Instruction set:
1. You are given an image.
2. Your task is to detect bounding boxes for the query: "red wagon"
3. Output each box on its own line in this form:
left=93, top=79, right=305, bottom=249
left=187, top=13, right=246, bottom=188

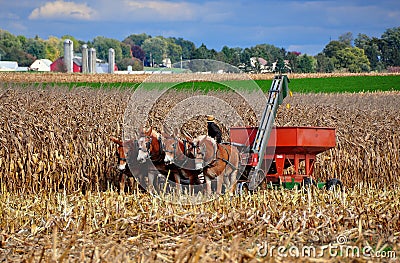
left=230, top=126, right=337, bottom=190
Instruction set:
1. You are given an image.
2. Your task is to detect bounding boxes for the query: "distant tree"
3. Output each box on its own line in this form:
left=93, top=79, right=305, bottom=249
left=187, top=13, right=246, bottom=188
left=171, top=37, right=195, bottom=59
left=123, top=33, right=151, bottom=47
left=315, top=53, right=334, bottom=73
left=275, top=57, right=286, bottom=73
left=335, top=47, right=370, bottom=72
left=338, top=32, right=353, bottom=46
left=323, top=40, right=348, bottom=58
left=45, top=36, right=63, bottom=61
left=380, top=27, right=400, bottom=67
left=6, top=47, right=35, bottom=66
left=220, top=46, right=241, bottom=66
left=61, top=35, right=81, bottom=53
left=131, top=45, right=145, bottom=61
left=142, top=37, right=167, bottom=65
left=24, top=38, right=46, bottom=59
left=191, top=43, right=212, bottom=59
left=91, top=36, right=124, bottom=63
left=355, top=34, right=381, bottom=71
left=286, top=51, right=300, bottom=73
left=297, top=54, right=315, bottom=73
left=166, top=41, right=182, bottom=63
left=117, top=57, right=143, bottom=71
left=0, top=29, right=22, bottom=50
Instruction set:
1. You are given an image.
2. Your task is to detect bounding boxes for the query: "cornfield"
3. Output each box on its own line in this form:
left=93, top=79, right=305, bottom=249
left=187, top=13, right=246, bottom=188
left=0, top=73, right=399, bottom=262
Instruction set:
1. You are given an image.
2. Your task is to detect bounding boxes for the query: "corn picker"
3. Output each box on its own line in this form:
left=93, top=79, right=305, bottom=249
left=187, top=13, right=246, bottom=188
left=230, top=75, right=342, bottom=193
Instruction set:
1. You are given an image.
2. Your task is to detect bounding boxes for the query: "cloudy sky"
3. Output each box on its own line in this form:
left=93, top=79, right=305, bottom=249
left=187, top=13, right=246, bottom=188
left=1, top=0, right=399, bottom=55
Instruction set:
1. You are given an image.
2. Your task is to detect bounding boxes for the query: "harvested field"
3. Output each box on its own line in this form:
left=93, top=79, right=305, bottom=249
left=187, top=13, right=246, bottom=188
left=0, top=82, right=399, bottom=262
left=1, top=72, right=399, bottom=84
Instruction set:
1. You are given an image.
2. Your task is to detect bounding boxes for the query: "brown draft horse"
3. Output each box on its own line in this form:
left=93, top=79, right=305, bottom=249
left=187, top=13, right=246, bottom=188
left=136, top=127, right=171, bottom=193
left=162, top=129, right=203, bottom=194
left=110, top=136, right=147, bottom=192
left=191, top=135, right=240, bottom=195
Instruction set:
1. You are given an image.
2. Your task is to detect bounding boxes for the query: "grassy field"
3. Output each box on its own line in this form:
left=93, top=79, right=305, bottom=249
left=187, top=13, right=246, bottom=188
left=1, top=72, right=400, bottom=93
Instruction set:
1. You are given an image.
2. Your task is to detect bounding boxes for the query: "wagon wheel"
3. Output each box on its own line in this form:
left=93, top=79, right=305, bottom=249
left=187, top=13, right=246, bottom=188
left=249, top=169, right=265, bottom=191
left=302, top=177, right=317, bottom=188
left=325, top=178, right=343, bottom=191
left=235, top=182, right=249, bottom=195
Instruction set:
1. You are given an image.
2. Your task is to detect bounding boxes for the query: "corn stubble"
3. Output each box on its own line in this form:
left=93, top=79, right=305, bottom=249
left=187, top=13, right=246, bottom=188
left=0, top=81, right=399, bottom=262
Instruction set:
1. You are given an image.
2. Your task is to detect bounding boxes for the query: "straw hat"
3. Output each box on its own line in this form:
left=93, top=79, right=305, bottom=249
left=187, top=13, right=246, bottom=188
left=206, top=115, right=215, bottom=122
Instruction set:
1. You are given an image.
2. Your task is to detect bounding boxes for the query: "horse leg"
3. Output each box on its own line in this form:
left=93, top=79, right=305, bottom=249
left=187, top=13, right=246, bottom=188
left=216, top=173, right=224, bottom=195
left=148, top=171, right=155, bottom=194
left=229, top=169, right=238, bottom=197
left=205, top=176, right=212, bottom=195
left=119, top=173, right=126, bottom=193
left=174, top=173, right=181, bottom=195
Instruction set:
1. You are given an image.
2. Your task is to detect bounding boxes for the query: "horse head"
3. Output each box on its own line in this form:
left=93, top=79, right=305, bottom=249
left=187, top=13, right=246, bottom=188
left=110, top=136, right=138, bottom=172
left=162, top=128, right=193, bottom=166
left=191, top=135, right=217, bottom=170
left=137, top=127, right=163, bottom=163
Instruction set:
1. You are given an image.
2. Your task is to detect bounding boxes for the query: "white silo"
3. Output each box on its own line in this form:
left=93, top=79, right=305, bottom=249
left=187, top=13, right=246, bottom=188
left=81, top=44, right=89, bottom=73
left=63, top=39, right=73, bottom=73
left=108, top=48, right=115, bottom=73
left=88, top=48, right=97, bottom=73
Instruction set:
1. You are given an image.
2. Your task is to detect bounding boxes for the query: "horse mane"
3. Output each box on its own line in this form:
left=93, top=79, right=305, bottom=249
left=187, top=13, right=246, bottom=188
left=195, top=135, right=217, bottom=156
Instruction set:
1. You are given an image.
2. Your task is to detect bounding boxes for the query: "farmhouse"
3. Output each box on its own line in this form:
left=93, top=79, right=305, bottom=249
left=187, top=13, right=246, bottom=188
left=30, top=59, right=52, bottom=72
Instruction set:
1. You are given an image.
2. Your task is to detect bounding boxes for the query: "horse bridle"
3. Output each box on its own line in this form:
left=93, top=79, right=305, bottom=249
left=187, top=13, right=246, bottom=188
left=163, top=137, right=194, bottom=166
left=138, top=135, right=164, bottom=163
left=115, top=140, right=139, bottom=173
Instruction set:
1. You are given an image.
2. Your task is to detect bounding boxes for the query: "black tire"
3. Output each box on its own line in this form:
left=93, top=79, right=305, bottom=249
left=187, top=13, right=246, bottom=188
left=302, top=177, right=317, bottom=188
left=325, top=178, right=343, bottom=191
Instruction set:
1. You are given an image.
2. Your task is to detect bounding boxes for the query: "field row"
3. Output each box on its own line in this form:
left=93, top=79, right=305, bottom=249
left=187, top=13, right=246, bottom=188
left=1, top=72, right=399, bottom=84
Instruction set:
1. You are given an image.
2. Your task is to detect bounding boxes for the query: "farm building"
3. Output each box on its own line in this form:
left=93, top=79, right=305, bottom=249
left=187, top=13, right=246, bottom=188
left=50, top=56, right=82, bottom=72
left=30, top=59, right=52, bottom=71
left=0, top=61, right=18, bottom=71
left=95, top=62, right=118, bottom=73
left=50, top=56, right=117, bottom=73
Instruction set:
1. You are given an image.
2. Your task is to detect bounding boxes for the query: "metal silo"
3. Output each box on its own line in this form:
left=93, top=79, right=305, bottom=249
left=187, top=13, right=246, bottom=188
left=63, top=39, right=73, bottom=73
left=108, top=48, right=115, bottom=73
left=81, top=44, right=88, bottom=73
left=88, top=48, right=97, bottom=73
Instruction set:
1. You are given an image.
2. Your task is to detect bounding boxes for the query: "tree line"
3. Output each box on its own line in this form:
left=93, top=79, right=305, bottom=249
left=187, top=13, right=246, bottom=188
left=0, top=27, right=399, bottom=73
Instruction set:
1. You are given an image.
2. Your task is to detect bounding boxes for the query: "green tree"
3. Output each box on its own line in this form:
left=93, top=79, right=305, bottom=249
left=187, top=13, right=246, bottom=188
left=91, top=36, right=124, bottom=63
left=61, top=35, right=81, bottom=53
left=338, top=32, right=353, bottom=46
left=355, top=34, right=381, bottom=71
left=24, top=38, right=46, bottom=59
left=45, top=36, right=63, bottom=61
left=191, top=43, right=212, bottom=59
left=335, top=47, right=370, bottom=72
left=315, top=53, right=334, bottom=73
left=171, top=37, right=195, bottom=59
left=297, top=54, right=315, bottom=73
left=323, top=40, right=348, bottom=58
left=142, top=37, right=167, bottom=66
left=123, top=33, right=151, bottom=47
left=380, top=27, right=400, bottom=67
left=117, top=57, right=143, bottom=71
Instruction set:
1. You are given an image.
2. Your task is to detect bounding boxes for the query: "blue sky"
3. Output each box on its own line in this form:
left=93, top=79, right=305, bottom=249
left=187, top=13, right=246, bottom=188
left=1, top=0, right=399, bottom=55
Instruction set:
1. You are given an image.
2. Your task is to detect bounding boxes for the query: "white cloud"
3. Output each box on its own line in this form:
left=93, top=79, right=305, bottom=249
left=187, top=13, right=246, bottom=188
left=124, top=0, right=197, bottom=20
left=29, top=0, right=97, bottom=20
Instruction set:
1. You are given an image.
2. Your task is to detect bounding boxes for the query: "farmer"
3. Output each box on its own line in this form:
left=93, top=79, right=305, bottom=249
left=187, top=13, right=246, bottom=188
left=206, top=115, right=222, bottom=143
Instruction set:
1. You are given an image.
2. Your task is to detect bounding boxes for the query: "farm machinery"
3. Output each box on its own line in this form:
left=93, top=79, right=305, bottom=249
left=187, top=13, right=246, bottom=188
left=229, top=75, right=342, bottom=193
